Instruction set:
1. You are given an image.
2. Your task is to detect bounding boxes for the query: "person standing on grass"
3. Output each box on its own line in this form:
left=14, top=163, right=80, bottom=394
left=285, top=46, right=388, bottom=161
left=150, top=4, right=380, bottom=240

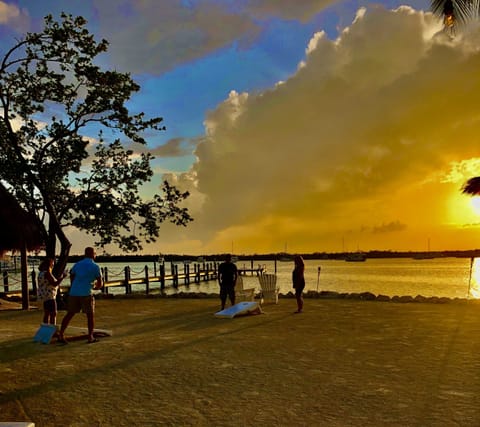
left=58, top=247, right=102, bottom=344
left=37, top=257, right=67, bottom=325
left=292, top=255, right=305, bottom=313
left=218, top=254, right=238, bottom=310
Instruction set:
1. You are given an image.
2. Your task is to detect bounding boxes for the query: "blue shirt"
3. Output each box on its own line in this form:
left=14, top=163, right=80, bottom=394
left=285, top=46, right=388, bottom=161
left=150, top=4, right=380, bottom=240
left=69, top=258, right=102, bottom=296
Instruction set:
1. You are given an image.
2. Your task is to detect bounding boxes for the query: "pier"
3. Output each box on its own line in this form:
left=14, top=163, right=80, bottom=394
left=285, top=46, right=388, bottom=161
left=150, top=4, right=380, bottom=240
left=100, top=260, right=266, bottom=295
left=0, top=260, right=267, bottom=298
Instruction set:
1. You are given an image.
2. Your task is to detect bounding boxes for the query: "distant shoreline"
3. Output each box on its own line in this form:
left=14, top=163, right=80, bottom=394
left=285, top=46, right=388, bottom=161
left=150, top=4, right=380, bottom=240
left=63, top=249, right=480, bottom=263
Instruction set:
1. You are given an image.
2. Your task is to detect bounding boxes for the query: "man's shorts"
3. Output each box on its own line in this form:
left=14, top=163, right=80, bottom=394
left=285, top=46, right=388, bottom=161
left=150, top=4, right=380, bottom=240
left=67, top=295, right=95, bottom=314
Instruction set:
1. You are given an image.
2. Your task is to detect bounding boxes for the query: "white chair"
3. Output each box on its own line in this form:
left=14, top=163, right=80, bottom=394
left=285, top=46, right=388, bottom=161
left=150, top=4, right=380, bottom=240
left=235, top=275, right=256, bottom=302
left=258, top=273, right=279, bottom=304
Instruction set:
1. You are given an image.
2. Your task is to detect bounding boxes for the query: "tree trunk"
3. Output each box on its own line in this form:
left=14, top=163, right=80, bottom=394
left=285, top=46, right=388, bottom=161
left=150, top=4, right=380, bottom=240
left=21, top=242, right=29, bottom=310
left=45, top=204, right=72, bottom=276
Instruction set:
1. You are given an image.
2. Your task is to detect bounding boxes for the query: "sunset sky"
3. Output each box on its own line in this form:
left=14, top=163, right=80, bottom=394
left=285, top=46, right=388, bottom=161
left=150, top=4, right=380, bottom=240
left=2, top=0, right=480, bottom=255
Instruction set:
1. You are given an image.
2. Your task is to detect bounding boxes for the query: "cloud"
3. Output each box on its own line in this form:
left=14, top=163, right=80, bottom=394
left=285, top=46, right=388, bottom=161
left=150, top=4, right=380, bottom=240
left=0, top=1, right=19, bottom=23
left=245, top=0, right=338, bottom=22
left=163, top=5, right=480, bottom=253
left=0, top=1, right=29, bottom=30
left=92, top=0, right=260, bottom=74
left=372, top=221, right=407, bottom=234
left=90, top=0, right=345, bottom=75
left=149, top=137, right=198, bottom=157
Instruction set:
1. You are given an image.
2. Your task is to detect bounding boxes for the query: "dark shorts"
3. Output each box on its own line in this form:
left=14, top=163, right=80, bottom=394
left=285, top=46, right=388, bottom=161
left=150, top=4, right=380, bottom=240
left=295, top=286, right=305, bottom=297
left=43, top=299, right=57, bottom=313
left=67, top=295, right=95, bottom=314
left=220, top=284, right=235, bottom=300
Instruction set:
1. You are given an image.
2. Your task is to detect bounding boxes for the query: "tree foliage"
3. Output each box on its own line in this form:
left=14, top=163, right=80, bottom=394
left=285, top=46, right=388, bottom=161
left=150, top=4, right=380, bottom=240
left=0, top=13, right=192, bottom=271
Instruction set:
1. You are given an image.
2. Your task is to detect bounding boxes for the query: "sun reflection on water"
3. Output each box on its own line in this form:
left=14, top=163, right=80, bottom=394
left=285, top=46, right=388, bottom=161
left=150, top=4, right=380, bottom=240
left=468, top=258, right=480, bottom=299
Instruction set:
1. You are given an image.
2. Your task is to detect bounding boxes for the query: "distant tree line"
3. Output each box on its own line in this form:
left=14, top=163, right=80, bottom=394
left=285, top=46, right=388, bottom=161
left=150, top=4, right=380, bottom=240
left=59, top=249, right=480, bottom=264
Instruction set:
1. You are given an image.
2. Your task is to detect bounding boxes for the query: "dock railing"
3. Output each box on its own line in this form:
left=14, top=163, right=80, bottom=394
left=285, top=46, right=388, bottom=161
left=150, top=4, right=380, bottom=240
left=1, top=260, right=267, bottom=297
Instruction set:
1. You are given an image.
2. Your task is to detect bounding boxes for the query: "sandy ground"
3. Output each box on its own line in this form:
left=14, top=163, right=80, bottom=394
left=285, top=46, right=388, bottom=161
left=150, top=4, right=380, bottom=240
left=2, top=296, right=480, bottom=426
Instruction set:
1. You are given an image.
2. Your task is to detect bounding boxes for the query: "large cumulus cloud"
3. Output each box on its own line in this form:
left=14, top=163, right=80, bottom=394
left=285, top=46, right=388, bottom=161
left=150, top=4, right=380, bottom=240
left=163, top=5, right=480, bottom=253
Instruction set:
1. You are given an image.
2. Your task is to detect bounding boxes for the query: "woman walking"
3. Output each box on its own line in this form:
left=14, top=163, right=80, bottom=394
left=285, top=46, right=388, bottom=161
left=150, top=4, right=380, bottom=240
left=292, top=255, right=305, bottom=313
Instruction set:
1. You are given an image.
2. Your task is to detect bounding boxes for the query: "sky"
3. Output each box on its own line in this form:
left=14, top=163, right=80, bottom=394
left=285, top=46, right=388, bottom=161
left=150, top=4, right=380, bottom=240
left=2, top=0, right=480, bottom=256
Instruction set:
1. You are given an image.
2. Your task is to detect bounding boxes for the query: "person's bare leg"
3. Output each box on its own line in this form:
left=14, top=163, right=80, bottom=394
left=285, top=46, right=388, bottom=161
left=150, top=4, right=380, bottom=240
left=87, top=312, right=95, bottom=342
left=59, top=312, right=75, bottom=342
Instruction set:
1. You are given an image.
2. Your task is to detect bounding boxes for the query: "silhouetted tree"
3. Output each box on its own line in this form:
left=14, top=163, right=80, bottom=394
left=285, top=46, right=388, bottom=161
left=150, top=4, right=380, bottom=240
left=0, top=14, right=192, bottom=273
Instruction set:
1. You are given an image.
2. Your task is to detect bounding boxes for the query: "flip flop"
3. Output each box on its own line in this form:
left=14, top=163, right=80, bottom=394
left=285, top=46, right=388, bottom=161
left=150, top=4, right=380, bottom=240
left=57, top=337, right=68, bottom=344
left=87, top=338, right=99, bottom=344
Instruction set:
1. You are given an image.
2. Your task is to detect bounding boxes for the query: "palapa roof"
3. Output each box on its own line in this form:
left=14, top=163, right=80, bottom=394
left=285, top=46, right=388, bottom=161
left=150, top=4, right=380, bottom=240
left=0, top=183, right=44, bottom=253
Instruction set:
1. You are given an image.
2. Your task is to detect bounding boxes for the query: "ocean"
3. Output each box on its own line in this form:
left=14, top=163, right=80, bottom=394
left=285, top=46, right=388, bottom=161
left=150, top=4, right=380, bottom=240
left=90, top=256, right=479, bottom=299
left=3, top=257, right=477, bottom=299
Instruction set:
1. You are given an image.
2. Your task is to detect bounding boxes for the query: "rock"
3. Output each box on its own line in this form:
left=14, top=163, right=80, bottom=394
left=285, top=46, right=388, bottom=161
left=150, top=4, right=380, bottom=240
left=359, top=292, right=376, bottom=301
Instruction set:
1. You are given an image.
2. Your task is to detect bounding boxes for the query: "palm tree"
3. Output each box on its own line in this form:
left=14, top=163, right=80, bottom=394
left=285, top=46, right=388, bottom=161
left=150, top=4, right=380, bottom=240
left=431, top=0, right=479, bottom=30
left=431, top=2, right=480, bottom=196
left=462, top=177, right=480, bottom=195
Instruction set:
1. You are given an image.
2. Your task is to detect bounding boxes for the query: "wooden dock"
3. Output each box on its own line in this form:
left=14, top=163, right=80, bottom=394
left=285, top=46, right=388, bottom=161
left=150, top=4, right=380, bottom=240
left=101, top=261, right=266, bottom=295
left=1, top=260, right=267, bottom=298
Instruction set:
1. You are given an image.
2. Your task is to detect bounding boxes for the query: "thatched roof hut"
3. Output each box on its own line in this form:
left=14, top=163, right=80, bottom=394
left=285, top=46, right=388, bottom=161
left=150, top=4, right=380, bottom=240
left=462, top=177, right=480, bottom=196
left=0, top=183, right=44, bottom=254
left=0, top=183, right=44, bottom=309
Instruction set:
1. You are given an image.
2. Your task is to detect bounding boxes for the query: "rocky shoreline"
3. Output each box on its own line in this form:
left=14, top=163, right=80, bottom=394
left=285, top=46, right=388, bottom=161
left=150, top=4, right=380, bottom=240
left=2, top=289, right=477, bottom=311
left=98, top=289, right=476, bottom=304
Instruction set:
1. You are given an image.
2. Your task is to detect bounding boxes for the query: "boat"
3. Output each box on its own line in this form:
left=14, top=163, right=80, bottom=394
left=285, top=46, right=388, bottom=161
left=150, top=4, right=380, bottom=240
left=278, top=243, right=292, bottom=261
left=345, top=252, right=367, bottom=262
left=412, top=253, right=435, bottom=260
left=412, top=238, right=435, bottom=260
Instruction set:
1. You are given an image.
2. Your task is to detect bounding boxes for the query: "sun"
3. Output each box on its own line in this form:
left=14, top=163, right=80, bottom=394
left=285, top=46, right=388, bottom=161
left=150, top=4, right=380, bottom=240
left=470, top=197, right=480, bottom=215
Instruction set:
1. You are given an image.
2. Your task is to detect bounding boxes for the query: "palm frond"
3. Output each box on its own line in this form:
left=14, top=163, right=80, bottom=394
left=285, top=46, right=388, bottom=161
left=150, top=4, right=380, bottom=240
left=462, top=177, right=480, bottom=195
left=431, top=0, right=480, bottom=26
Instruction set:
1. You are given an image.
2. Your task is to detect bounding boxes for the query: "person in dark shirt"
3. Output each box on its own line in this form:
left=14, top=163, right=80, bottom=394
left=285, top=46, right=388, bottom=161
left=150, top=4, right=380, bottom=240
left=218, top=254, right=238, bottom=310
left=292, top=255, right=305, bottom=313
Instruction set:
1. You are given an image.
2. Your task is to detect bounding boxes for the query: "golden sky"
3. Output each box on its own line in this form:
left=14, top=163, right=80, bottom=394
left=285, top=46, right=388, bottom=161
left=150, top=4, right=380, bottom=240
left=71, top=5, right=480, bottom=255
left=161, top=6, right=480, bottom=255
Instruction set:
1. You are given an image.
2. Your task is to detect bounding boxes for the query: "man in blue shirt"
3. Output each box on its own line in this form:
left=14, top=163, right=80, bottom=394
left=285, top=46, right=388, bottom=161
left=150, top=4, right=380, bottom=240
left=58, top=247, right=102, bottom=344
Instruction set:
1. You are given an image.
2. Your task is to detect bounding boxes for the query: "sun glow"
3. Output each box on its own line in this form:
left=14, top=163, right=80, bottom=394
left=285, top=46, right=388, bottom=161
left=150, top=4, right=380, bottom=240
left=470, top=197, right=480, bottom=215
left=446, top=192, right=480, bottom=225
left=468, top=258, right=480, bottom=299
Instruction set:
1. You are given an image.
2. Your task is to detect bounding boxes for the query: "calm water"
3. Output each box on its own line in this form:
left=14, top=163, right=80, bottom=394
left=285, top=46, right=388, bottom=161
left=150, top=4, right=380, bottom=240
left=94, top=257, right=479, bottom=299
left=5, top=257, right=478, bottom=299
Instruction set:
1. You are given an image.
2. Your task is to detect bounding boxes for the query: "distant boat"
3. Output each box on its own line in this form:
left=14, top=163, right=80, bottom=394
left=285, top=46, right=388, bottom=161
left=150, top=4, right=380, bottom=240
left=412, top=238, right=435, bottom=260
left=413, top=253, right=435, bottom=260
left=279, top=243, right=292, bottom=261
left=345, top=252, right=367, bottom=262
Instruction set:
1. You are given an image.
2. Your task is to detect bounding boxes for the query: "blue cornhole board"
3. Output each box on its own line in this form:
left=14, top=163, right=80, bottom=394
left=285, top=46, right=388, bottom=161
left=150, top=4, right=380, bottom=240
left=33, top=323, right=57, bottom=344
left=214, top=301, right=262, bottom=319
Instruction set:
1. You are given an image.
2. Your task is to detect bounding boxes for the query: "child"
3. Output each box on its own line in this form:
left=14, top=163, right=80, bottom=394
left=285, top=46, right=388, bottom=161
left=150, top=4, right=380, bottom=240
left=37, top=258, right=66, bottom=325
